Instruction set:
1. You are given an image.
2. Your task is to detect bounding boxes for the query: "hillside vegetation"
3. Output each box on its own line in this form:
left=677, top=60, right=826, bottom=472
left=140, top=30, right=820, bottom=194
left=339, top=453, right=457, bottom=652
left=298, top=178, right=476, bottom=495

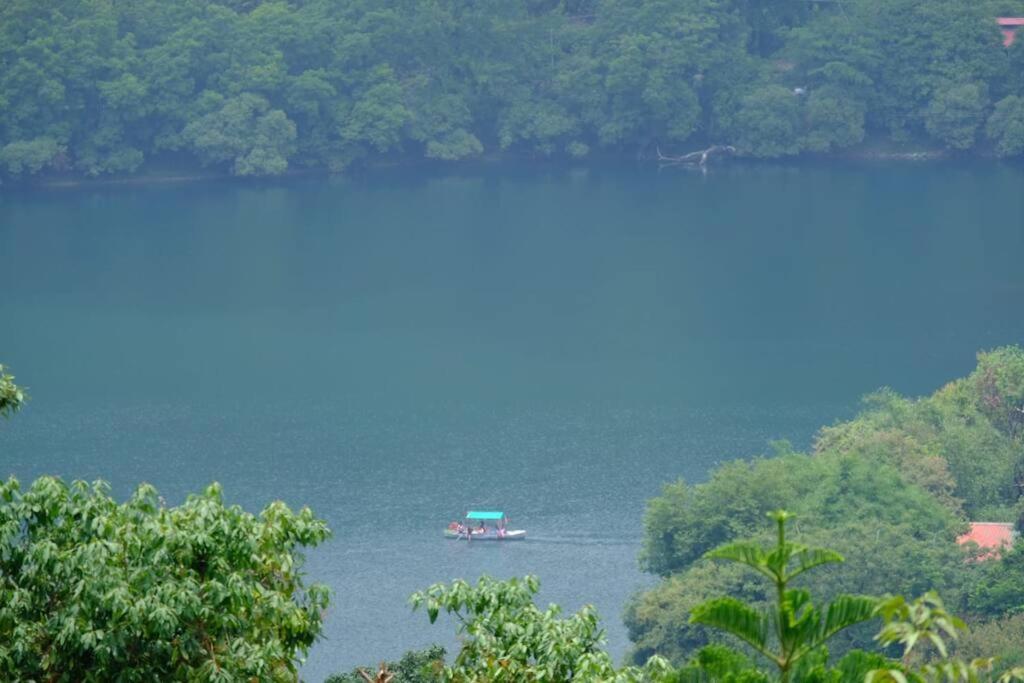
left=3, top=0, right=1024, bottom=179
left=627, top=347, right=1024, bottom=668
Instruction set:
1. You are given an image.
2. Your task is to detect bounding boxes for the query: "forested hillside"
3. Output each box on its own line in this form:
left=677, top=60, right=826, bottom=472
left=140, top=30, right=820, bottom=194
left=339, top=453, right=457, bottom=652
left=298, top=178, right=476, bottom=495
left=627, top=347, right=1024, bottom=670
left=3, top=0, right=1024, bottom=179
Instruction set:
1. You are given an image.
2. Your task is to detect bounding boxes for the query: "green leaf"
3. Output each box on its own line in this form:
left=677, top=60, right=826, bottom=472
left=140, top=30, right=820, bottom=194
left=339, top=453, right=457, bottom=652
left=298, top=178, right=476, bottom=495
left=703, top=542, right=774, bottom=579
left=689, top=597, right=770, bottom=654
left=819, top=595, right=878, bottom=644
left=787, top=547, right=845, bottom=581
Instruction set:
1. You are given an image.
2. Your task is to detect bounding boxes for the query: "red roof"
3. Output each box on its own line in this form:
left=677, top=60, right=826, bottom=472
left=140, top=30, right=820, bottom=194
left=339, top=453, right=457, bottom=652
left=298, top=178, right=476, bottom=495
left=999, top=18, right=1024, bottom=46
left=957, top=522, right=1015, bottom=560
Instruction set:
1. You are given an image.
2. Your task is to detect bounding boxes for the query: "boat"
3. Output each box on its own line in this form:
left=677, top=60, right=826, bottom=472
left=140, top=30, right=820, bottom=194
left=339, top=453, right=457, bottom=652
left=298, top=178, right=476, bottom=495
left=444, top=510, right=526, bottom=541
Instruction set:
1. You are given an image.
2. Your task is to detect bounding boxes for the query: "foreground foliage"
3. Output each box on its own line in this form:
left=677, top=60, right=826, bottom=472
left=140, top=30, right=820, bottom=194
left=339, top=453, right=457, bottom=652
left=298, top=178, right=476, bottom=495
left=2, top=0, right=1024, bottom=179
left=0, top=476, right=330, bottom=681
left=380, top=514, right=1024, bottom=683
left=0, top=364, right=26, bottom=419
left=628, top=347, right=1024, bottom=665
left=690, top=511, right=877, bottom=681
left=324, top=645, right=446, bottom=683
left=411, top=575, right=671, bottom=682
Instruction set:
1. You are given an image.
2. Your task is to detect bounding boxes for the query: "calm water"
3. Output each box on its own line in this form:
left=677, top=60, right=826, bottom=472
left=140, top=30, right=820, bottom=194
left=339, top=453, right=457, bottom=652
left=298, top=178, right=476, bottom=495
left=2, top=162, right=1023, bottom=679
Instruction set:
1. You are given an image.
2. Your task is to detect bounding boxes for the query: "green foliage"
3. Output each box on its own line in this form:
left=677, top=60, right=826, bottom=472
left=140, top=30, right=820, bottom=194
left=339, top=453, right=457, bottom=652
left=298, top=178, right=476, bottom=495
left=925, top=83, right=989, bottom=150
left=0, top=137, right=63, bottom=175
left=410, top=575, right=671, bottom=682
left=638, top=452, right=959, bottom=578
left=816, top=347, right=1024, bottom=518
left=324, top=645, right=446, bottom=683
left=968, top=347, right=1024, bottom=440
left=689, top=511, right=878, bottom=681
left=956, top=614, right=1024, bottom=670
left=0, top=0, right=1018, bottom=178
left=181, top=93, right=297, bottom=176
left=965, top=542, right=1024, bottom=618
left=631, top=350, right=1024, bottom=665
left=866, top=593, right=1024, bottom=683
left=986, top=96, right=1024, bottom=157
left=0, top=364, right=27, bottom=419
left=0, top=476, right=330, bottom=681
left=802, top=88, right=866, bottom=153
left=732, top=86, right=802, bottom=158
left=669, top=644, right=771, bottom=683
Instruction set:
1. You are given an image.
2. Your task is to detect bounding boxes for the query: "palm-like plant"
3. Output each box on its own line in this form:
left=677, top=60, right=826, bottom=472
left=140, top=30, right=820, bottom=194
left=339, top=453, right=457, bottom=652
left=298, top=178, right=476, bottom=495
left=689, top=510, right=878, bottom=682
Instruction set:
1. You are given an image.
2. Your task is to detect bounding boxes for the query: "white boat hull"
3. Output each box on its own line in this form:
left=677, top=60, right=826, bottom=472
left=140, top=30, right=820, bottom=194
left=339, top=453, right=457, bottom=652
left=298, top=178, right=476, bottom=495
left=444, top=529, right=526, bottom=541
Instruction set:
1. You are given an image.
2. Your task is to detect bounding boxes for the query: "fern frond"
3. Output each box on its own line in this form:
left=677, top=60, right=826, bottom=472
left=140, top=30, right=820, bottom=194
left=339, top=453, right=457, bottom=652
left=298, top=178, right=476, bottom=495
left=818, top=595, right=877, bottom=644
left=703, top=542, right=774, bottom=579
left=690, top=597, right=770, bottom=656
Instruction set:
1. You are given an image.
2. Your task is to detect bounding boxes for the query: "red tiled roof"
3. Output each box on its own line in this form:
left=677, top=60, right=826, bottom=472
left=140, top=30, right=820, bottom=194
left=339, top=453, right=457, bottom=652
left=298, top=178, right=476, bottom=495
left=999, top=18, right=1024, bottom=47
left=958, top=522, right=1015, bottom=560
left=999, top=18, right=1024, bottom=46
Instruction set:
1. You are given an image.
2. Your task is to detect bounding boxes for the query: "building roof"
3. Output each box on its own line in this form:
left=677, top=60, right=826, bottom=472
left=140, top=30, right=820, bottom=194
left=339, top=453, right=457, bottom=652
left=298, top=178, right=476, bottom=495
left=957, top=522, right=1015, bottom=560
left=999, top=18, right=1024, bottom=46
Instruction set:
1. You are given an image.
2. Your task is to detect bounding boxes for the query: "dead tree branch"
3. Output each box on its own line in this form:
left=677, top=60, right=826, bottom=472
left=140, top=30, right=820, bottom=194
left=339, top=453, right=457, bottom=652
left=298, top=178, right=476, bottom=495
left=656, top=145, right=736, bottom=167
left=358, top=663, right=395, bottom=683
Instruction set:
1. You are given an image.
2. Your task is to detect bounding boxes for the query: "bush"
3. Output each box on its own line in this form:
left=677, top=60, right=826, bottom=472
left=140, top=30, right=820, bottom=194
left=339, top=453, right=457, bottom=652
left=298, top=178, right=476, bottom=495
left=0, top=476, right=330, bottom=681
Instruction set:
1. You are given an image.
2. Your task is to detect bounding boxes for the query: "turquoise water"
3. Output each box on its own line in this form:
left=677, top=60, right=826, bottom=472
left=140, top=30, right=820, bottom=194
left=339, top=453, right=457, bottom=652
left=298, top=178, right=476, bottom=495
left=2, top=162, right=1023, bottom=679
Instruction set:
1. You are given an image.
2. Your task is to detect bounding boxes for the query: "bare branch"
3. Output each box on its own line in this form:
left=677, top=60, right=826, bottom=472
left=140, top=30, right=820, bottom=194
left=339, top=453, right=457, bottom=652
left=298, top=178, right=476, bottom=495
left=656, top=145, right=736, bottom=167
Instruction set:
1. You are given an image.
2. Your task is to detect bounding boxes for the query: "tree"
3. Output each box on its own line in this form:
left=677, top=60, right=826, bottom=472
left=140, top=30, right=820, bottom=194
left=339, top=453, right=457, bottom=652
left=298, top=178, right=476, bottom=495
left=925, top=83, right=989, bottom=150
left=732, top=86, right=802, bottom=157
left=965, top=542, right=1024, bottom=619
left=630, top=444, right=968, bottom=664
left=801, top=87, right=866, bottom=153
left=0, top=364, right=27, bottom=419
left=325, top=646, right=446, bottom=683
left=1, top=0, right=1022, bottom=177
left=956, top=614, right=1024, bottom=671
left=866, top=593, right=1024, bottom=683
left=969, top=346, right=1024, bottom=440
left=986, top=96, right=1024, bottom=158
left=411, top=575, right=670, bottom=682
left=689, top=511, right=878, bottom=682
left=181, top=93, right=297, bottom=176
left=638, top=451, right=958, bottom=578
left=0, top=476, right=330, bottom=681
left=0, top=137, right=63, bottom=175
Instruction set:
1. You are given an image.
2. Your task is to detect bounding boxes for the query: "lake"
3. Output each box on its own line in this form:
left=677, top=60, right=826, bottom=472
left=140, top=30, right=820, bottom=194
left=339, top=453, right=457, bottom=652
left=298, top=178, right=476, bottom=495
left=2, top=161, right=1023, bottom=680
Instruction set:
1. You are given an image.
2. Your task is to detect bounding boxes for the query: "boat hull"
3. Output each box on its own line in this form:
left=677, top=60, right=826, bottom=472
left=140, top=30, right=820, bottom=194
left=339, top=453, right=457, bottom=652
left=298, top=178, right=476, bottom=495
left=444, top=529, right=526, bottom=541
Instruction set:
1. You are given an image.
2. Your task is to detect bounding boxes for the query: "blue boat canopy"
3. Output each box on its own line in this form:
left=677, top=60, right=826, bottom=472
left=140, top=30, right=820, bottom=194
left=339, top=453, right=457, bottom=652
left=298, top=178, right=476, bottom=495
left=466, top=511, right=505, bottom=520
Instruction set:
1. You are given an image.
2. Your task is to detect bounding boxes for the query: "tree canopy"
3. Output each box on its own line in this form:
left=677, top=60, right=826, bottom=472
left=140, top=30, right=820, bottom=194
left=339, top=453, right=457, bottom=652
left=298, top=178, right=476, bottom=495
left=0, top=476, right=330, bottom=682
left=627, top=347, right=1024, bottom=667
left=2, top=0, right=1024, bottom=180
left=370, top=515, right=1024, bottom=682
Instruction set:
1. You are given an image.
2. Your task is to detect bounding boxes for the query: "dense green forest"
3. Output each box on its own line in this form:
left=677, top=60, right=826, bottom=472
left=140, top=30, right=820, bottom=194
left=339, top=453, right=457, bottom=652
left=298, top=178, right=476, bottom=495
left=3, top=0, right=1024, bottom=180
left=626, top=347, right=1024, bottom=671
left=3, top=349, right=1024, bottom=681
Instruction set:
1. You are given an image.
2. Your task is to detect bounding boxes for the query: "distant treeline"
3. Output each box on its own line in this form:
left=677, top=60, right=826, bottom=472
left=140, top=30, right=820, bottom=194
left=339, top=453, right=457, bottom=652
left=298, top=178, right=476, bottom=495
left=3, top=0, right=1024, bottom=179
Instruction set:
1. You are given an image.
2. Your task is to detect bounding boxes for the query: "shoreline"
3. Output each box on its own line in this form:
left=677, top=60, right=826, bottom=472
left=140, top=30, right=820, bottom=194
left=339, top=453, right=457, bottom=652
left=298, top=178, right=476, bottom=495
left=3, top=146, right=1007, bottom=191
